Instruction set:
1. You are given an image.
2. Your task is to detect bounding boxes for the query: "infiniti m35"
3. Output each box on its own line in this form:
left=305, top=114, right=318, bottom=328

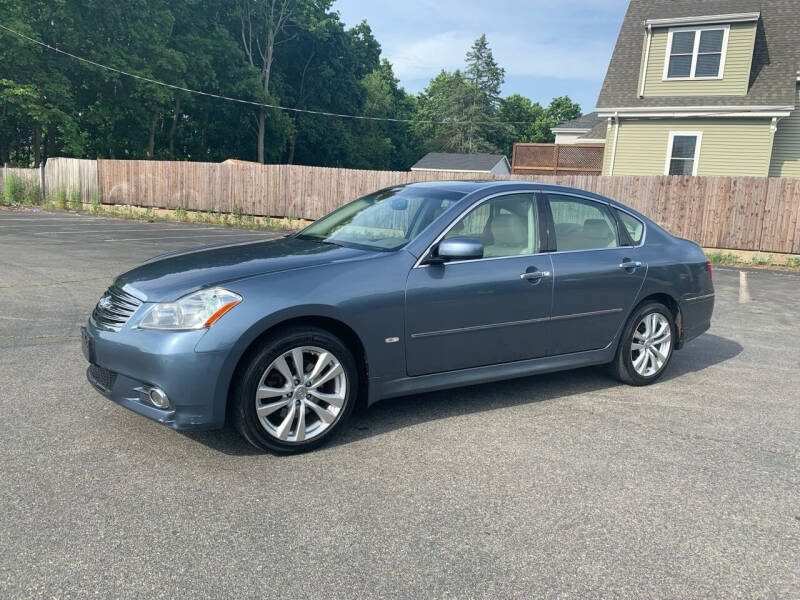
left=82, top=182, right=714, bottom=453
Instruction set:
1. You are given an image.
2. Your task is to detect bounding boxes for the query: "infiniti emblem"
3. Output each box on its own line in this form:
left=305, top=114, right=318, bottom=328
left=98, top=295, right=112, bottom=309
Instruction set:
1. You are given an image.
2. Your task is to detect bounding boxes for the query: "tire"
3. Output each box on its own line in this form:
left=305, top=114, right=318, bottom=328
left=233, top=326, right=358, bottom=454
left=609, top=301, right=676, bottom=386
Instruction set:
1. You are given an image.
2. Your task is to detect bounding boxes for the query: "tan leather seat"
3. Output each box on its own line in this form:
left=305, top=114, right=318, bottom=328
left=485, top=213, right=528, bottom=258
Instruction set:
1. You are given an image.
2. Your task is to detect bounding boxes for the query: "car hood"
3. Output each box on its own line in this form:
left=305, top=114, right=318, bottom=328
left=116, top=236, right=374, bottom=301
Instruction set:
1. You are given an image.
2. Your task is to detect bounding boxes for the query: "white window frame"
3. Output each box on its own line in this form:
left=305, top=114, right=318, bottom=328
left=662, top=25, right=730, bottom=81
left=665, top=132, right=703, bottom=176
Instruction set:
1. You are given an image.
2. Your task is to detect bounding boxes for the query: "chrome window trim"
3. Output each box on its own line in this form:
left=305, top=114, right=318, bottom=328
left=412, top=190, right=542, bottom=269
left=413, top=188, right=647, bottom=268
left=410, top=308, right=624, bottom=339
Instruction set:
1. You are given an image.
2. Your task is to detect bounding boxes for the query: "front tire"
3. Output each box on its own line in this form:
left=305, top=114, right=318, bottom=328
left=233, top=326, right=358, bottom=454
left=609, top=302, right=675, bottom=386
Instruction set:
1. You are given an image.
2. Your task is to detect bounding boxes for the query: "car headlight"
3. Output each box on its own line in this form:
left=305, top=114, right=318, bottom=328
left=138, top=288, right=242, bottom=330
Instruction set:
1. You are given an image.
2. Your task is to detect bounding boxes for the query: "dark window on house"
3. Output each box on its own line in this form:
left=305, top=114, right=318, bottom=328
left=667, top=134, right=700, bottom=175
left=667, top=27, right=726, bottom=79
left=667, top=31, right=696, bottom=78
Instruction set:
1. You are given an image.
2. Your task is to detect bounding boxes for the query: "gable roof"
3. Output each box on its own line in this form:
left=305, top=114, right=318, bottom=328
left=597, top=0, right=800, bottom=111
left=411, top=152, right=510, bottom=172
left=552, top=112, right=604, bottom=132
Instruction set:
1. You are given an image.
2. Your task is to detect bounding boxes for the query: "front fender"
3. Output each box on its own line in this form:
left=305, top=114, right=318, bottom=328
left=193, top=252, right=412, bottom=422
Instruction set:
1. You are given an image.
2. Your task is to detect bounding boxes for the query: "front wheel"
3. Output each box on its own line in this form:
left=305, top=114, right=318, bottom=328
left=609, top=302, right=675, bottom=386
left=233, top=327, right=358, bottom=454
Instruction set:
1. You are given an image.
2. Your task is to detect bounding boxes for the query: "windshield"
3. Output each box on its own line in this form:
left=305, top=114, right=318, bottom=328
left=296, top=186, right=465, bottom=251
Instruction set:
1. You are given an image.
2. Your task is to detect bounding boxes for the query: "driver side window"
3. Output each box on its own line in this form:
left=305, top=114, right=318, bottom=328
left=443, top=194, right=537, bottom=259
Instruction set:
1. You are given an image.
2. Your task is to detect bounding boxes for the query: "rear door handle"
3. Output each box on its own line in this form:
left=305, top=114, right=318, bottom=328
left=619, top=261, right=643, bottom=270
left=520, top=271, right=551, bottom=280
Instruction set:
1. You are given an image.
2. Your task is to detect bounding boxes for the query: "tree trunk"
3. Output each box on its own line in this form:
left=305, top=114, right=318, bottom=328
left=257, top=107, right=266, bottom=164
left=287, top=130, right=297, bottom=164
left=33, top=122, right=42, bottom=168
left=46, top=129, right=57, bottom=160
left=168, top=97, right=181, bottom=160
left=146, top=105, right=158, bottom=159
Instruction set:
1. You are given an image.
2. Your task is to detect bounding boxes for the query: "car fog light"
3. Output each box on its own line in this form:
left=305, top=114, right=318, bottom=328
left=148, top=387, right=170, bottom=409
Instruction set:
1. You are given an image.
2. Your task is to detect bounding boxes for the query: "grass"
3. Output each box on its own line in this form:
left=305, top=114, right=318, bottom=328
left=4, top=173, right=26, bottom=205
left=54, top=188, right=67, bottom=210
left=68, top=188, right=81, bottom=211
left=750, top=254, right=773, bottom=266
left=706, top=251, right=740, bottom=265
left=90, top=192, right=101, bottom=214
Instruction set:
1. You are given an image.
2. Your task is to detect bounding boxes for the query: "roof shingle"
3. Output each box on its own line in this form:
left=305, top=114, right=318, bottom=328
left=597, top=0, right=800, bottom=109
left=411, top=153, right=509, bottom=172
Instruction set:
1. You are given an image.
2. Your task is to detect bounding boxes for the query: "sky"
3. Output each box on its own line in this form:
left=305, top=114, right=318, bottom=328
left=334, top=0, right=629, bottom=114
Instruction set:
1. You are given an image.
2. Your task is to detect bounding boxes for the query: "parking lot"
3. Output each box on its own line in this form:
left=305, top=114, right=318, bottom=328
left=1, top=209, right=798, bottom=599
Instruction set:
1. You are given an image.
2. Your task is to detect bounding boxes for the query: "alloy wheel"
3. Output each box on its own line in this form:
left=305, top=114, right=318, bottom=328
left=630, top=312, right=672, bottom=377
left=253, top=346, right=347, bottom=443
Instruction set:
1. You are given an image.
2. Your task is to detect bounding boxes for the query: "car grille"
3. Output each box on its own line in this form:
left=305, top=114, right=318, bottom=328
left=87, top=364, right=117, bottom=393
left=91, top=285, right=143, bottom=332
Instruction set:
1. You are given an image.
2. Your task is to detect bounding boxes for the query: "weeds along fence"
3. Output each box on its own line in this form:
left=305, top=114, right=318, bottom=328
left=1, top=165, right=44, bottom=192
left=3, top=158, right=800, bottom=254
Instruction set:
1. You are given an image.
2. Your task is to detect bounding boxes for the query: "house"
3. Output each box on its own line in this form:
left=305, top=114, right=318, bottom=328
left=552, top=112, right=608, bottom=145
left=597, top=0, right=800, bottom=178
left=411, top=153, right=511, bottom=175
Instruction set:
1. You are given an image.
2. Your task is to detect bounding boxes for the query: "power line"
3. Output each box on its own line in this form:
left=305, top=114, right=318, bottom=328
left=0, top=22, right=536, bottom=126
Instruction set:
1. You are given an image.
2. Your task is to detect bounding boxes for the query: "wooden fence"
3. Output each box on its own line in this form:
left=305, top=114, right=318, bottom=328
left=4, top=158, right=799, bottom=254
left=1, top=165, right=43, bottom=192
left=512, top=143, right=605, bottom=176
left=43, top=158, right=98, bottom=202
left=94, top=160, right=800, bottom=254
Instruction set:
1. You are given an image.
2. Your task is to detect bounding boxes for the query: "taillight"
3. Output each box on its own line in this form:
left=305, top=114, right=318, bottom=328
left=706, top=260, right=713, bottom=279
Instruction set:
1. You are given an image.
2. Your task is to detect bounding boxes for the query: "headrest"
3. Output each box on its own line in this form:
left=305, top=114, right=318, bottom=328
left=583, top=218, right=613, bottom=240
left=491, top=213, right=527, bottom=246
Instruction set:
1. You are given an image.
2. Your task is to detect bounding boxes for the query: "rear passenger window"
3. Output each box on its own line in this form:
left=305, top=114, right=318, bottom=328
left=546, top=194, right=619, bottom=251
left=616, top=210, right=644, bottom=245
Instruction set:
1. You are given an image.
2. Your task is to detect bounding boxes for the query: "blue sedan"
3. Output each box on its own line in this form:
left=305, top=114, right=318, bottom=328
left=82, top=181, right=714, bottom=453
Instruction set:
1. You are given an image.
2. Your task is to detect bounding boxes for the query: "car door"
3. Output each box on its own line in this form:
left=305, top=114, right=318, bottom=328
left=404, top=192, right=553, bottom=376
left=543, top=192, right=646, bottom=355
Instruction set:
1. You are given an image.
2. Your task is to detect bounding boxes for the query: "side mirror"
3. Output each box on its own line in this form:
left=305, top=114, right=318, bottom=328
left=431, top=237, right=484, bottom=264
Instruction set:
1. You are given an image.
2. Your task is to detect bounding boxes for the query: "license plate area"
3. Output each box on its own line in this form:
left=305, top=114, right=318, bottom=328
left=80, top=327, right=95, bottom=363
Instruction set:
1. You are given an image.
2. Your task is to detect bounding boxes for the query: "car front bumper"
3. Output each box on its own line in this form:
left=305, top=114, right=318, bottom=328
left=82, top=320, right=229, bottom=430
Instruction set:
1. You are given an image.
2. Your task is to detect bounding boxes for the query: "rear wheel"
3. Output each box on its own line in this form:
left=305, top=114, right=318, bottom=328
left=233, top=327, right=358, bottom=454
left=609, top=302, right=675, bottom=386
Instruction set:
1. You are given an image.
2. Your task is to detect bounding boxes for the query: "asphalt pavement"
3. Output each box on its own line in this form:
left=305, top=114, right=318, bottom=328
left=1, top=209, right=798, bottom=599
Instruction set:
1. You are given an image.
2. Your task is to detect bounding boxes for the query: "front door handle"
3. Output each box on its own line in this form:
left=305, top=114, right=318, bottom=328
left=520, top=271, right=551, bottom=280
left=619, top=261, right=643, bottom=270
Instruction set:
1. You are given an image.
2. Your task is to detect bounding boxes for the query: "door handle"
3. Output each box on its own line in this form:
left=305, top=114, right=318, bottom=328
left=619, top=261, right=643, bottom=270
left=520, top=271, right=551, bottom=280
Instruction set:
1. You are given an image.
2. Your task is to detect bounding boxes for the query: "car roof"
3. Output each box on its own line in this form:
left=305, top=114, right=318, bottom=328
left=403, top=180, right=625, bottom=208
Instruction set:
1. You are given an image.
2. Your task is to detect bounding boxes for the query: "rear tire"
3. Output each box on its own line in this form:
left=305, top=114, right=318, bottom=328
left=609, top=302, right=675, bottom=386
left=233, top=326, right=358, bottom=454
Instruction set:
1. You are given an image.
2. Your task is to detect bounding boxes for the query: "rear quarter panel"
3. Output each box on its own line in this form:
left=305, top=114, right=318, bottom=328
left=637, top=228, right=714, bottom=346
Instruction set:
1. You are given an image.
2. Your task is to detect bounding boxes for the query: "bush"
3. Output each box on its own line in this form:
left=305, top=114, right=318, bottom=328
left=23, top=184, right=44, bottom=205
left=706, top=251, right=740, bottom=265
left=69, top=188, right=81, bottom=211
left=54, top=188, right=67, bottom=210
left=173, top=206, right=187, bottom=221
left=4, top=173, right=24, bottom=205
left=90, top=192, right=101, bottom=214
